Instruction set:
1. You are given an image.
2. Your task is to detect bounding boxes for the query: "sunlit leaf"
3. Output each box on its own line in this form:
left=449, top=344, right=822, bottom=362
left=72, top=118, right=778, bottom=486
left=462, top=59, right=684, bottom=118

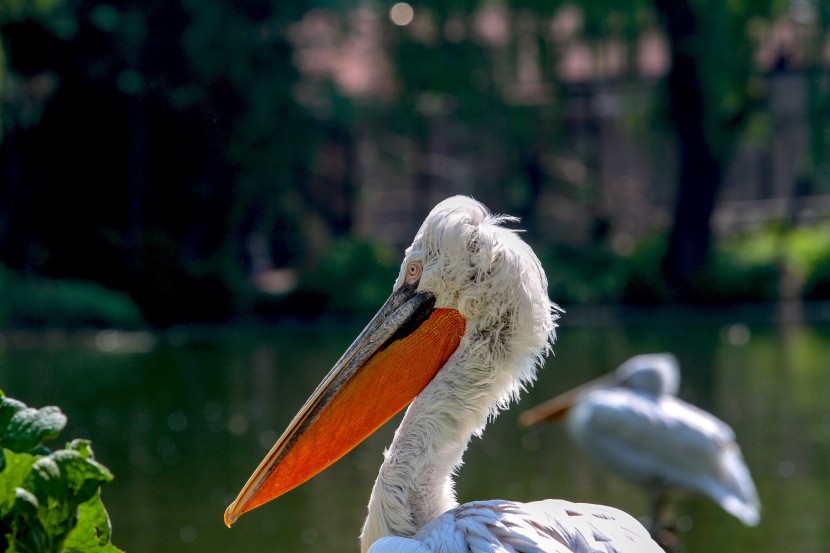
left=63, top=492, right=120, bottom=553
left=0, top=398, right=66, bottom=454
left=0, top=451, right=37, bottom=516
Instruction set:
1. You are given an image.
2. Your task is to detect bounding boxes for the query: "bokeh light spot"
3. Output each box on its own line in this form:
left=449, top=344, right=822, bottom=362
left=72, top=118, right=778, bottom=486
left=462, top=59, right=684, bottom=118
left=722, top=323, right=750, bottom=346
left=301, top=527, right=318, bottom=544
left=167, top=411, right=188, bottom=432
left=228, top=414, right=249, bottom=435
left=390, top=3, right=414, bottom=26
left=179, top=525, right=197, bottom=544
left=676, top=515, right=693, bottom=532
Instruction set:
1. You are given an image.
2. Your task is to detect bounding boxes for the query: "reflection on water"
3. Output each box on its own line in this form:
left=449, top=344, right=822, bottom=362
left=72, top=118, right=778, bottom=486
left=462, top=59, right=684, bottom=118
left=1, top=313, right=829, bottom=553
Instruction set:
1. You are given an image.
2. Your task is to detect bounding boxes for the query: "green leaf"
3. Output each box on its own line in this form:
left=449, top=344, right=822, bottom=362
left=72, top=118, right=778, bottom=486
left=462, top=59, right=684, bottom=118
left=0, top=450, right=37, bottom=516
left=63, top=491, right=123, bottom=553
left=26, top=455, right=74, bottom=545
left=0, top=398, right=67, bottom=454
left=7, top=487, right=53, bottom=553
left=65, top=440, right=95, bottom=461
left=24, top=450, right=115, bottom=545
left=51, top=450, right=113, bottom=505
left=0, top=396, right=29, bottom=430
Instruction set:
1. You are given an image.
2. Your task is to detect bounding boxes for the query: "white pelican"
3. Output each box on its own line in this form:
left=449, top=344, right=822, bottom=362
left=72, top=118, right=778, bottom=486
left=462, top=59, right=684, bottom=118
left=224, top=196, right=662, bottom=552
left=519, top=353, right=761, bottom=539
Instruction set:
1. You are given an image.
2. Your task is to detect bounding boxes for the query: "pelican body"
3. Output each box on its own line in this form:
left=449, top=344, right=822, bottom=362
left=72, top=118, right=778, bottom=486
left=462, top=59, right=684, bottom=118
left=225, top=196, right=662, bottom=552
left=520, top=353, right=761, bottom=532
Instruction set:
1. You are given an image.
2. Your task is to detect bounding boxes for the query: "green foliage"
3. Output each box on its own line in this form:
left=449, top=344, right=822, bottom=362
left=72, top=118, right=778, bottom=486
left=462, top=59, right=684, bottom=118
left=543, top=244, right=629, bottom=305
left=297, top=238, right=399, bottom=316
left=0, top=398, right=65, bottom=455
left=0, top=392, right=121, bottom=553
left=785, top=222, right=830, bottom=300
left=785, top=222, right=830, bottom=277
left=0, top=266, right=144, bottom=329
left=545, top=223, right=830, bottom=307
left=710, top=222, right=830, bottom=302
left=620, top=224, right=830, bottom=305
left=0, top=0, right=65, bottom=21
left=805, top=255, right=830, bottom=300
left=697, top=237, right=781, bottom=303
left=630, top=223, right=830, bottom=305
left=622, top=233, right=673, bottom=304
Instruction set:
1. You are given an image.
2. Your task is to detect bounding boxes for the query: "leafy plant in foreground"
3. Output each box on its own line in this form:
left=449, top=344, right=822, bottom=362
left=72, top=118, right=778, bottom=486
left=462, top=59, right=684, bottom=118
left=0, top=392, right=122, bottom=552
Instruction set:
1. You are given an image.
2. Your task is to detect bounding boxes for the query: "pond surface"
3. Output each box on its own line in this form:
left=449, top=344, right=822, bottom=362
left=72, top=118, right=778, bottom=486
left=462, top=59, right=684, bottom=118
left=2, top=307, right=830, bottom=553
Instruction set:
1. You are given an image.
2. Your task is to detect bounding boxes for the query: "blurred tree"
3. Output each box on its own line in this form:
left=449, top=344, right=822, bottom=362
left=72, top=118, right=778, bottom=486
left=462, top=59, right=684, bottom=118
left=804, top=1, right=830, bottom=197
left=0, top=0, right=317, bottom=325
left=0, top=0, right=817, bottom=326
left=374, top=0, right=787, bottom=301
left=653, top=0, right=784, bottom=298
left=655, top=0, right=722, bottom=298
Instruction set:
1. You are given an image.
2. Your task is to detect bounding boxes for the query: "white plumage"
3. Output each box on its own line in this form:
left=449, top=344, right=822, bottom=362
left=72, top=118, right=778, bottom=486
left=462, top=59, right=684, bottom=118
left=359, top=197, right=659, bottom=552
left=371, top=499, right=656, bottom=553
left=225, top=196, right=662, bottom=552
left=522, top=353, right=761, bottom=535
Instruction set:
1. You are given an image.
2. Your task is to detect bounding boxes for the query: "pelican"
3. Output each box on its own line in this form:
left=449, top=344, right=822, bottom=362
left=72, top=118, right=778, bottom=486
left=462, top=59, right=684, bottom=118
left=519, top=353, right=761, bottom=540
left=224, top=196, right=662, bottom=552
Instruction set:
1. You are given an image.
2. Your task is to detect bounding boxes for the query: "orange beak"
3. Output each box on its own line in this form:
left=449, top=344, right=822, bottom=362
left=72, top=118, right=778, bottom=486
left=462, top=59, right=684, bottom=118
left=224, top=283, right=466, bottom=527
left=518, top=372, right=617, bottom=427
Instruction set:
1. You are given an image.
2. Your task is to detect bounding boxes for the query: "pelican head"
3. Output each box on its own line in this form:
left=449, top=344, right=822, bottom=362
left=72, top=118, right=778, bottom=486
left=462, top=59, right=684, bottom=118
left=616, top=353, right=680, bottom=397
left=224, top=195, right=560, bottom=529
left=402, top=195, right=558, bottom=408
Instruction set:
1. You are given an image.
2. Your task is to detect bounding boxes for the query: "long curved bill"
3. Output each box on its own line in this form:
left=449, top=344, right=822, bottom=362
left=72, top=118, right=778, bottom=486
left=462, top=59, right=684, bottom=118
left=224, top=283, right=466, bottom=527
left=518, top=372, right=617, bottom=427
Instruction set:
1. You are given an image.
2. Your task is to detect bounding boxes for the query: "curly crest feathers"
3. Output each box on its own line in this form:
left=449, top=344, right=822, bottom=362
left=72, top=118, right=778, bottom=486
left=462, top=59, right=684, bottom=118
left=404, top=195, right=559, bottom=383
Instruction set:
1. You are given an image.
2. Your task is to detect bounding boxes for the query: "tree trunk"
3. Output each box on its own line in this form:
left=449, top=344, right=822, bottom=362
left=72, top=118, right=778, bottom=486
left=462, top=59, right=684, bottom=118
left=655, top=0, right=723, bottom=299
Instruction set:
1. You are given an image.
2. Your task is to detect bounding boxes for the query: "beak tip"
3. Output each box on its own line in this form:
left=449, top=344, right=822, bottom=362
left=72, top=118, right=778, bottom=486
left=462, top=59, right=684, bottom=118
left=224, top=506, right=239, bottom=528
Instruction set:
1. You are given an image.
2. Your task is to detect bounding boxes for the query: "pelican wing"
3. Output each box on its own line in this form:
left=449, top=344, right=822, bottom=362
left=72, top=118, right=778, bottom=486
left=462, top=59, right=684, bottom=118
left=368, top=500, right=661, bottom=553
left=569, top=389, right=761, bottom=525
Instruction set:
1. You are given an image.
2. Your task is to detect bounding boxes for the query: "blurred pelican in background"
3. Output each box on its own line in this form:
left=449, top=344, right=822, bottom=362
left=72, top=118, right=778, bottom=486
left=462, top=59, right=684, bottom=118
left=519, top=353, right=761, bottom=545
left=224, top=196, right=662, bottom=552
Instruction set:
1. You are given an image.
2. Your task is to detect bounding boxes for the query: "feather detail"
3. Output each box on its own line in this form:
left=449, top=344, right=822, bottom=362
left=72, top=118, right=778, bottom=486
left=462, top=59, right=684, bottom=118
left=368, top=499, right=658, bottom=553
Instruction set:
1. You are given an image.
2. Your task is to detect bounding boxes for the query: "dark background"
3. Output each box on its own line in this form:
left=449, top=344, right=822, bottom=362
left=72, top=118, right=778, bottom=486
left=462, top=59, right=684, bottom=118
left=1, top=0, right=829, bottom=328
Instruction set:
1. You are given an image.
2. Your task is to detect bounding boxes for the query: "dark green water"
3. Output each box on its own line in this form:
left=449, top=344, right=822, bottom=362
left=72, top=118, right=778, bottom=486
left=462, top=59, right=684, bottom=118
left=2, top=309, right=829, bottom=552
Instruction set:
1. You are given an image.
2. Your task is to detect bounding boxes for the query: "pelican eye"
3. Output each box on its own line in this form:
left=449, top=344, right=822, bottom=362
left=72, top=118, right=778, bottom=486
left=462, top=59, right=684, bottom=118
left=405, top=261, right=423, bottom=284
